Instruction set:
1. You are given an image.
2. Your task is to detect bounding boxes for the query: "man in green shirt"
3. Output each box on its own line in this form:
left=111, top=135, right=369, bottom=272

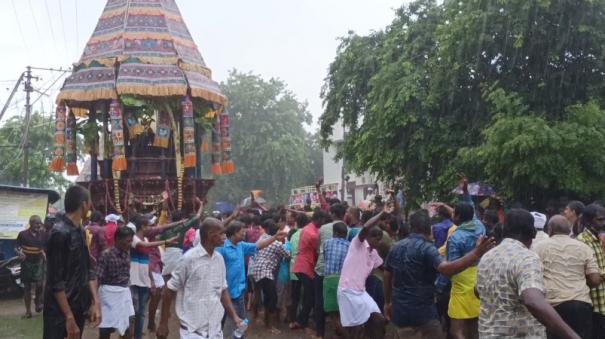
left=314, top=203, right=347, bottom=338
left=159, top=198, right=203, bottom=279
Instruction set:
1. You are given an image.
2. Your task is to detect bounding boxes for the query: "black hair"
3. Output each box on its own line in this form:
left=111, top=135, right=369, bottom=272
left=398, top=221, right=410, bottom=240
left=483, top=209, right=499, bottom=227
left=361, top=210, right=374, bottom=224
left=410, top=210, right=431, bottom=235
left=581, top=204, right=605, bottom=226
left=295, top=213, right=310, bottom=228
left=263, top=219, right=279, bottom=236
left=386, top=214, right=399, bottom=233
left=502, top=209, right=536, bottom=242
left=312, top=208, right=329, bottom=224
left=594, top=200, right=605, bottom=208
left=115, top=225, right=135, bottom=241
left=226, top=222, right=244, bottom=238
left=327, top=198, right=341, bottom=205
left=252, top=215, right=263, bottom=226
left=64, top=185, right=90, bottom=213
left=132, top=214, right=150, bottom=232
left=90, top=211, right=104, bottom=224
left=454, top=203, right=474, bottom=223
left=287, top=228, right=298, bottom=241
left=330, top=203, right=347, bottom=219
left=567, top=200, right=585, bottom=216
left=239, top=215, right=253, bottom=226
left=261, top=218, right=272, bottom=231
left=437, top=206, right=452, bottom=220
left=332, top=222, right=348, bottom=238
left=368, top=226, right=384, bottom=239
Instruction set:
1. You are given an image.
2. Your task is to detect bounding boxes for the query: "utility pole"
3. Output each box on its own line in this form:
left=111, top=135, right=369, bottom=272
left=23, top=66, right=39, bottom=187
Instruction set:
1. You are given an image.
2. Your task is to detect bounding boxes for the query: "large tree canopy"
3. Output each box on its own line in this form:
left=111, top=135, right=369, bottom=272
left=208, top=71, right=321, bottom=205
left=0, top=113, right=71, bottom=190
left=320, top=0, right=605, bottom=207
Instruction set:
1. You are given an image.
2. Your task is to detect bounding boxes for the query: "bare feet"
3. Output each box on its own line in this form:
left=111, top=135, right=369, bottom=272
left=289, top=322, right=302, bottom=330
left=147, top=322, right=156, bottom=332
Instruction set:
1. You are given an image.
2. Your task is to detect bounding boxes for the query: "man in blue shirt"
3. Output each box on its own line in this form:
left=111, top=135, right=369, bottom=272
left=218, top=221, right=286, bottom=337
left=446, top=188, right=486, bottom=339
left=432, top=206, right=454, bottom=249
left=384, top=210, right=493, bottom=339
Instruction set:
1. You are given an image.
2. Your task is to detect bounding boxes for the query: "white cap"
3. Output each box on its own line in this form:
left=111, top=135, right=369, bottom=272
left=530, top=212, right=547, bottom=230
left=126, top=222, right=136, bottom=232
left=105, top=214, right=123, bottom=223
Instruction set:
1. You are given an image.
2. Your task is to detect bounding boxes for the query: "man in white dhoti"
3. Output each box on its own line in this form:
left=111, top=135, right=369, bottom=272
left=96, top=226, right=136, bottom=339
left=337, top=206, right=391, bottom=339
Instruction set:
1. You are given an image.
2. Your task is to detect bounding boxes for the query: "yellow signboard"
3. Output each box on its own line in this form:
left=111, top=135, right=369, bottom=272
left=0, top=191, right=48, bottom=239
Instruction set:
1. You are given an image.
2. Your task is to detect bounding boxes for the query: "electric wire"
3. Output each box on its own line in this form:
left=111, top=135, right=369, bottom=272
left=10, top=0, right=30, bottom=52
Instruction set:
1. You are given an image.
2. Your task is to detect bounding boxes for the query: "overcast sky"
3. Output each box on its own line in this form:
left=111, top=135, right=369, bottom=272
left=0, top=0, right=405, bottom=128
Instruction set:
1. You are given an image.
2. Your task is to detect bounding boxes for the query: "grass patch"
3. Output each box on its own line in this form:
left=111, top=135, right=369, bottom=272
left=0, top=315, right=43, bottom=338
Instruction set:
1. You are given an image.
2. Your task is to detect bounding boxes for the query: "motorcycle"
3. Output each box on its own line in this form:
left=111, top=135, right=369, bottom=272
left=0, top=255, right=24, bottom=294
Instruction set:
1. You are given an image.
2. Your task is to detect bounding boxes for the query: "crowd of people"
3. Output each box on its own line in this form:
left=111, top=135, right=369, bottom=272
left=11, top=177, right=605, bottom=339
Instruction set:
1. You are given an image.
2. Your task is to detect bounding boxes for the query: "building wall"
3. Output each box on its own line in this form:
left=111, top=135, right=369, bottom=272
left=322, top=121, right=383, bottom=206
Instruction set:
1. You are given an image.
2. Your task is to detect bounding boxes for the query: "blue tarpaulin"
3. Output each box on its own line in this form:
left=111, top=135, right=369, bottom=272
left=214, top=202, right=234, bottom=215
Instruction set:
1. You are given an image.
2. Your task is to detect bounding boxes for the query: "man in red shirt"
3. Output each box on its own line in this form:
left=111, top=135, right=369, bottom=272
left=290, top=209, right=329, bottom=334
left=103, top=214, right=123, bottom=248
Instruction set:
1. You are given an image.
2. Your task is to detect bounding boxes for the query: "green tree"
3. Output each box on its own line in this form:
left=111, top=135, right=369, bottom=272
left=320, top=0, right=605, bottom=207
left=208, top=71, right=320, bottom=205
left=0, top=112, right=71, bottom=190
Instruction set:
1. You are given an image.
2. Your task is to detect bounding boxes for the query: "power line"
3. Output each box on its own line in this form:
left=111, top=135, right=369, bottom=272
left=31, top=71, right=68, bottom=107
left=74, top=0, right=80, bottom=54
left=43, top=0, right=58, bottom=50
left=10, top=0, right=30, bottom=52
left=30, top=66, right=71, bottom=72
left=56, top=0, right=70, bottom=55
left=27, top=0, right=43, bottom=38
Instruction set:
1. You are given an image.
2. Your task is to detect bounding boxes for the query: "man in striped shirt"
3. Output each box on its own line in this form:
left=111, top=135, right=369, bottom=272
left=16, top=215, right=47, bottom=318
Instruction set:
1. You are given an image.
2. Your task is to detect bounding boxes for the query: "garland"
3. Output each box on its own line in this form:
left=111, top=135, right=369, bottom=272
left=109, top=99, right=127, bottom=171
left=220, top=111, right=235, bottom=174
left=199, top=127, right=208, bottom=153
left=211, top=115, right=222, bottom=175
left=49, top=104, right=66, bottom=172
left=181, top=96, right=196, bottom=168
left=65, top=109, right=79, bottom=176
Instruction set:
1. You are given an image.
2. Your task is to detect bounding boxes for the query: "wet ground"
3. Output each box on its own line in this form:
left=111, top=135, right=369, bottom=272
left=0, top=295, right=327, bottom=339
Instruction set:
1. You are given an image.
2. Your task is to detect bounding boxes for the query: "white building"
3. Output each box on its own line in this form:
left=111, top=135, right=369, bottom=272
left=322, top=121, right=384, bottom=206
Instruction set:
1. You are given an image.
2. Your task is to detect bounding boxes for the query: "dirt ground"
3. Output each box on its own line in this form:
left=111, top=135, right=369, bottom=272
left=0, top=295, right=333, bottom=339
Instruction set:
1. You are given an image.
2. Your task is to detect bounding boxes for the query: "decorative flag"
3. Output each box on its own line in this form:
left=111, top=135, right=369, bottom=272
left=109, top=99, right=127, bottom=171
left=124, top=111, right=143, bottom=139
left=199, top=127, right=209, bottom=153
left=220, top=111, right=235, bottom=174
left=153, top=111, right=171, bottom=148
left=49, top=104, right=66, bottom=172
left=211, top=116, right=222, bottom=175
left=181, top=96, right=196, bottom=168
left=65, top=109, right=79, bottom=176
